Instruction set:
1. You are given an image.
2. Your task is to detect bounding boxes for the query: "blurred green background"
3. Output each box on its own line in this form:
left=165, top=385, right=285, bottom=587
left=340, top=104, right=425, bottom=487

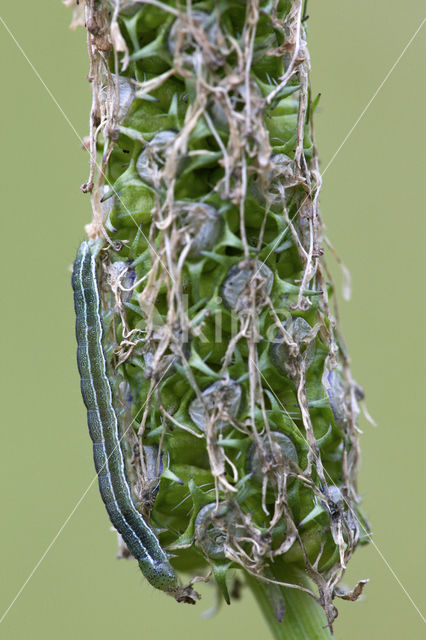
left=0, top=2, right=424, bottom=638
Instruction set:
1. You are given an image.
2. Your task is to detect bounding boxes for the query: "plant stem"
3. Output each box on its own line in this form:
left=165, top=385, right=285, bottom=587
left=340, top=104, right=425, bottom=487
left=245, top=569, right=332, bottom=640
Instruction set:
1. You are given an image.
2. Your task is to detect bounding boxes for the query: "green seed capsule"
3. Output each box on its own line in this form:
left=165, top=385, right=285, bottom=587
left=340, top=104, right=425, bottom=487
left=325, top=485, right=344, bottom=518
left=249, top=431, right=298, bottom=484
left=222, top=262, right=273, bottom=311
left=114, top=75, right=135, bottom=122
left=270, top=316, right=316, bottom=375
left=188, top=379, right=242, bottom=432
left=323, top=367, right=351, bottom=427
left=168, top=11, right=223, bottom=70
left=174, top=202, right=223, bottom=256
left=136, top=130, right=178, bottom=187
left=194, top=502, right=229, bottom=560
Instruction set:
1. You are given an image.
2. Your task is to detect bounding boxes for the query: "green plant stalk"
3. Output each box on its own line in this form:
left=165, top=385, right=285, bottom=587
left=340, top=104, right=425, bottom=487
left=245, top=569, right=332, bottom=640
left=70, top=0, right=369, bottom=635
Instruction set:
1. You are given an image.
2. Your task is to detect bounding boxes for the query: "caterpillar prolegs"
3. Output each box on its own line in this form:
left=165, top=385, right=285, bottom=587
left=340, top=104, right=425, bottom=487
left=72, top=241, right=194, bottom=603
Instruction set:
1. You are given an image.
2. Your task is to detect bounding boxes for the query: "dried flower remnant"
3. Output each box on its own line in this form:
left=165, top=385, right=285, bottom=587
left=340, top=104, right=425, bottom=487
left=70, top=0, right=370, bottom=634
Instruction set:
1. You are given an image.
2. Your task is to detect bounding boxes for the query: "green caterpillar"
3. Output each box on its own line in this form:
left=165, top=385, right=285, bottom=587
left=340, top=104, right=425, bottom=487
left=72, top=240, right=194, bottom=603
